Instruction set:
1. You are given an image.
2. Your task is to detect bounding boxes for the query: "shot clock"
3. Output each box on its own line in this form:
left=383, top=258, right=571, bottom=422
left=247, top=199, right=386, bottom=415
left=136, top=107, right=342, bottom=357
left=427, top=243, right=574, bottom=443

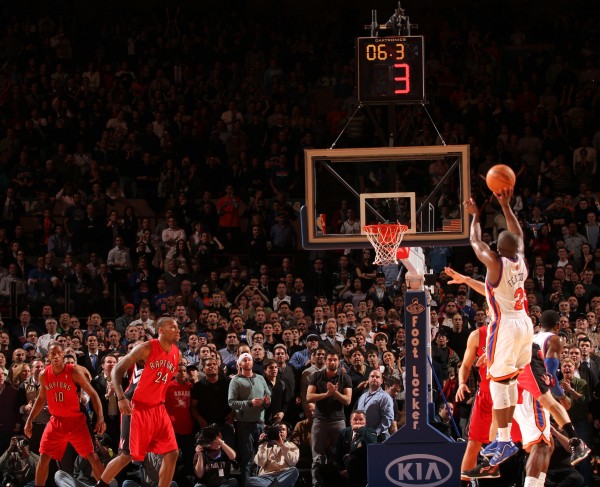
left=356, top=36, right=425, bottom=104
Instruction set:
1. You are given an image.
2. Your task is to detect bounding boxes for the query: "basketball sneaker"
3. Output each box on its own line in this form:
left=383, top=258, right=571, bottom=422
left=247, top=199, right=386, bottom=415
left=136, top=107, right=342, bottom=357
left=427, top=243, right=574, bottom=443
left=569, top=438, right=591, bottom=466
left=462, top=457, right=500, bottom=479
left=480, top=440, right=498, bottom=457
left=489, top=440, right=519, bottom=466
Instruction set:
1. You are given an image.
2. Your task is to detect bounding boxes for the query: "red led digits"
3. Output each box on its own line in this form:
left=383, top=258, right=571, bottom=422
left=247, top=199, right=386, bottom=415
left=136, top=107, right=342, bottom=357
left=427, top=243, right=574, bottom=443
left=393, top=63, right=410, bottom=94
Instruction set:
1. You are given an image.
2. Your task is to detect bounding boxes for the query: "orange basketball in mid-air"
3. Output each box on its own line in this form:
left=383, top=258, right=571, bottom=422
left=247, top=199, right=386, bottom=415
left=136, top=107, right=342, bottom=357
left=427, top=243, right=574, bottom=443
left=486, top=164, right=516, bottom=195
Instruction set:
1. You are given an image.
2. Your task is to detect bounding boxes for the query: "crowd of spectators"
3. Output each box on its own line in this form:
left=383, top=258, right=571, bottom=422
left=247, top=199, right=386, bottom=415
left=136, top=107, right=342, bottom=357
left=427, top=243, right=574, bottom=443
left=1, top=0, right=600, bottom=486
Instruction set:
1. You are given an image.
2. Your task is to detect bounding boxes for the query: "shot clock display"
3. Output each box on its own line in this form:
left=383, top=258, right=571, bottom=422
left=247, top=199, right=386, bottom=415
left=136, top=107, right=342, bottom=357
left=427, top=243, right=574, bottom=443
left=356, top=36, right=425, bottom=104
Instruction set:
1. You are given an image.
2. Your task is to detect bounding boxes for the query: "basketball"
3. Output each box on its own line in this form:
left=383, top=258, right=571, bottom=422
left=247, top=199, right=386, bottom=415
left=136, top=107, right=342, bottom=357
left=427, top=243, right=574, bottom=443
left=486, top=164, right=516, bottom=195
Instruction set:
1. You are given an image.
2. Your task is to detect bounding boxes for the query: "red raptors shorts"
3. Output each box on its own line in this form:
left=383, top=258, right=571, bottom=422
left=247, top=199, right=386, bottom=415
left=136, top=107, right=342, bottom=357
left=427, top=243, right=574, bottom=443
left=129, top=403, right=178, bottom=461
left=467, top=389, right=494, bottom=442
left=40, top=415, right=94, bottom=460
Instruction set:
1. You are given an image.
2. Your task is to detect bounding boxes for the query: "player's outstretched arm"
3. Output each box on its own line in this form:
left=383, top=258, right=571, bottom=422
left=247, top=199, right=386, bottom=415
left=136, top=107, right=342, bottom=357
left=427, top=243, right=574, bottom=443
left=464, top=198, right=501, bottom=278
left=495, top=188, right=524, bottom=255
left=444, top=267, right=485, bottom=296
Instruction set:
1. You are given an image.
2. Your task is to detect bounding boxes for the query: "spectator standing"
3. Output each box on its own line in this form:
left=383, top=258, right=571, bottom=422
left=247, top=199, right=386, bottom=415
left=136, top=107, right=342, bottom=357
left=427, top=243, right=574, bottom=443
left=228, top=353, right=271, bottom=486
left=191, top=358, right=234, bottom=446
left=162, top=217, right=186, bottom=261
left=106, top=236, right=132, bottom=281
left=90, top=354, right=121, bottom=452
left=36, top=318, right=60, bottom=356
left=354, top=369, right=394, bottom=440
left=16, top=359, right=47, bottom=453
left=217, top=185, right=242, bottom=242
left=306, top=351, right=352, bottom=487
left=165, top=363, right=194, bottom=480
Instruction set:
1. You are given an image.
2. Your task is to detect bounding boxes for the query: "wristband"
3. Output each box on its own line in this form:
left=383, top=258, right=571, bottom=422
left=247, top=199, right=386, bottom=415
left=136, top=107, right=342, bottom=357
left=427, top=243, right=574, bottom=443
left=117, top=397, right=126, bottom=402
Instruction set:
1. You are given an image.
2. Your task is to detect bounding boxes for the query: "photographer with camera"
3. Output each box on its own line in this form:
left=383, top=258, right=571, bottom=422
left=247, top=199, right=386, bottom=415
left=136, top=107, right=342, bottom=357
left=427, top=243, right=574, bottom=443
left=0, top=435, right=39, bottom=486
left=193, top=425, right=238, bottom=487
left=246, top=422, right=299, bottom=487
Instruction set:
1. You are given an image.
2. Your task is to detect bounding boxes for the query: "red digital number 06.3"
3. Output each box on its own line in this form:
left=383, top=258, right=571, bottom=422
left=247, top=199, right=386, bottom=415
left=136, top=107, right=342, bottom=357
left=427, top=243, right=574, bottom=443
left=393, top=63, right=410, bottom=94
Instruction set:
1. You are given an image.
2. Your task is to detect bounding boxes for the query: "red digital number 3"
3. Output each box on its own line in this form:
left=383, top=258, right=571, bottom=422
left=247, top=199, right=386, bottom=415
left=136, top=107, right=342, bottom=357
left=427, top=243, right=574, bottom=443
left=394, top=63, right=410, bottom=94
left=514, top=288, right=525, bottom=310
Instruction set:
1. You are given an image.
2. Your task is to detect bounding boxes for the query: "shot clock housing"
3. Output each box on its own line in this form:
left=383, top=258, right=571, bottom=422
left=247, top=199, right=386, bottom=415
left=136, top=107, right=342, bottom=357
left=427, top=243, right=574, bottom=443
left=356, top=35, right=425, bottom=104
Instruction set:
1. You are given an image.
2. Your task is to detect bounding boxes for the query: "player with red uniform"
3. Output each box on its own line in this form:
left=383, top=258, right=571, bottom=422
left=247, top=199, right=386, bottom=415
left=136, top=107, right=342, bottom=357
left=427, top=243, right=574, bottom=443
left=454, top=310, right=522, bottom=481
left=24, top=342, right=106, bottom=486
left=96, top=317, right=181, bottom=487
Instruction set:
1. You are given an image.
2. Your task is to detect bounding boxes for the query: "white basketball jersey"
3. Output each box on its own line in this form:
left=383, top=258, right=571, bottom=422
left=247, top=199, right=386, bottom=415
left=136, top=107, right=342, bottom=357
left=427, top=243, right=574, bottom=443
left=485, top=254, right=528, bottom=319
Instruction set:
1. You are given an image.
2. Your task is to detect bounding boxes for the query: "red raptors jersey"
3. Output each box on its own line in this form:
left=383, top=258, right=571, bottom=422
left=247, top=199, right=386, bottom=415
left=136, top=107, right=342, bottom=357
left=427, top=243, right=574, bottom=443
left=485, top=254, right=528, bottom=319
left=132, top=339, right=179, bottom=407
left=44, top=363, right=82, bottom=417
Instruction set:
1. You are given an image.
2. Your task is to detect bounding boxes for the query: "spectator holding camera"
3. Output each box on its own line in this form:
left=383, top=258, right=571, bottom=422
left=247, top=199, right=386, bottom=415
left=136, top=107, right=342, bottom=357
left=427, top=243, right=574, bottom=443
left=193, top=425, right=238, bottom=487
left=0, top=435, right=38, bottom=486
left=246, top=422, right=299, bottom=487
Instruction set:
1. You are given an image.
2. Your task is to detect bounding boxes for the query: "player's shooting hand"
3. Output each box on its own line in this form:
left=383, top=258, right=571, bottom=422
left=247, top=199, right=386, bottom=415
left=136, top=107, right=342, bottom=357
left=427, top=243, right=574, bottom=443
left=495, top=187, right=513, bottom=206
left=463, top=198, right=478, bottom=216
left=118, top=397, right=133, bottom=415
left=95, top=416, right=106, bottom=435
left=455, top=382, right=470, bottom=402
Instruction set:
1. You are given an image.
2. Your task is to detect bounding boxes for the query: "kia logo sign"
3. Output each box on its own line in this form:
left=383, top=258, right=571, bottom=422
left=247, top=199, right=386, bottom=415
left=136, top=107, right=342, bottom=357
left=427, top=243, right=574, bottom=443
left=385, top=454, right=452, bottom=487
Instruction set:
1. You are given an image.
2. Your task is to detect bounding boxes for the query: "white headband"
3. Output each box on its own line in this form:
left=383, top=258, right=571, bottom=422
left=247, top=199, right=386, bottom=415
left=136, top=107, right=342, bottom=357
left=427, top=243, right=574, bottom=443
left=237, top=352, right=253, bottom=365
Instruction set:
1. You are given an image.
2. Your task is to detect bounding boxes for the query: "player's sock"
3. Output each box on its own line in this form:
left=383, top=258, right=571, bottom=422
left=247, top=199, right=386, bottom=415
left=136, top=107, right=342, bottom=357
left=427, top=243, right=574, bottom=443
left=562, top=422, right=577, bottom=439
left=537, top=472, right=546, bottom=486
left=498, top=426, right=511, bottom=442
left=523, top=476, right=538, bottom=487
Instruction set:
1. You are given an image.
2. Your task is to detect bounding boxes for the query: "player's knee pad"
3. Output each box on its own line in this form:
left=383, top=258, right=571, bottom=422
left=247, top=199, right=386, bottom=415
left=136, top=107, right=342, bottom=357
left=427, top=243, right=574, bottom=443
left=507, top=379, right=518, bottom=406
left=489, top=380, right=511, bottom=409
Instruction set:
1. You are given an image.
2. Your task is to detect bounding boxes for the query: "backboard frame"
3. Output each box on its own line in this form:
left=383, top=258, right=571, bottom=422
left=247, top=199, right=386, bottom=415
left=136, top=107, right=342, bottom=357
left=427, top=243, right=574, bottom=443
left=301, top=145, right=471, bottom=250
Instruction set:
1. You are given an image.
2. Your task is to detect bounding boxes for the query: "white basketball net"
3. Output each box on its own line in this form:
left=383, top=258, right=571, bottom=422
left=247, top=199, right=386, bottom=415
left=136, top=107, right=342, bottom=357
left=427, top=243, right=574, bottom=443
left=363, top=223, right=409, bottom=265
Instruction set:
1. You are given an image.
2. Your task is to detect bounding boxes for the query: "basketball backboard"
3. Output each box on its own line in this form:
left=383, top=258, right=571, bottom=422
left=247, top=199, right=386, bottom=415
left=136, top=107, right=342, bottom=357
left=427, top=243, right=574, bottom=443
left=300, top=145, right=471, bottom=250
